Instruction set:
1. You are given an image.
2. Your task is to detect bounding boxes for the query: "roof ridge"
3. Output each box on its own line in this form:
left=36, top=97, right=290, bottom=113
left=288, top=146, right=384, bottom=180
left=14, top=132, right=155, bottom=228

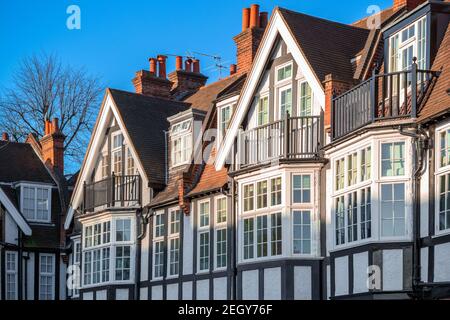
left=108, top=88, right=190, bottom=106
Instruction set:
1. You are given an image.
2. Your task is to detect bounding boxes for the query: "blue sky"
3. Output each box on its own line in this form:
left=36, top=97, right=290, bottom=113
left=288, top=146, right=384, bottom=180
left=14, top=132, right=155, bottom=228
left=0, top=0, right=392, bottom=92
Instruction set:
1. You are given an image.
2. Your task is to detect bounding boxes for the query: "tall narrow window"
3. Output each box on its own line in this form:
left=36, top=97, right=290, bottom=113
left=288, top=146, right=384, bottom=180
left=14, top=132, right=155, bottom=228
left=170, top=210, right=181, bottom=234
left=360, top=187, right=372, bottom=239
left=216, top=198, right=227, bottom=224
left=279, top=87, right=292, bottom=117
left=153, top=241, right=164, bottom=279
left=335, top=196, right=345, bottom=245
left=439, top=174, right=450, bottom=231
left=293, top=175, right=311, bottom=203
left=39, top=254, right=55, bottom=300
left=199, top=232, right=210, bottom=271
left=215, top=197, right=227, bottom=269
left=335, top=158, right=345, bottom=190
left=220, top=105, right=232, bottom=138
left=199, top=201, right=210, bottom=228
left=381, top=142, right=405, bottom=177
left=440, top=129, right=450, bottom=168
left=293, top=211, right=311, bottom=255
left=126, top=148, right=135, bottom=175
left=417, top=18, right=427, bottom=70
left=270, top=213, right=282, bottom=256
left=389, top=34, right=400, bottom=72
left=243, top=184, right=254, bottom=212
left=299, top=82, right=312, bottom=116
left=347, top=153, right=357, bottom=186
left=6, top=252, right=17, bottom=300
left=115, top=246, right=131, bottom=281
left=381, top=183, right=406, bottom=237
left=361, top=147, right=372, bottom=182
left=347, top=192, right=358, bottom=243
left=168, top=209, right=181, bottom=276
left=257, top=180, right=268, bottom=209
left=257, top=96, right=269, bottom=126
left=271, top=177, right=282, bottom=206
left=112, top=133, right=123, bottom=175
left=101, top=153, right=109, bottom=179
left=256, top=215, right=268, bottom=258
left=243, top=218, right=254, bottom=260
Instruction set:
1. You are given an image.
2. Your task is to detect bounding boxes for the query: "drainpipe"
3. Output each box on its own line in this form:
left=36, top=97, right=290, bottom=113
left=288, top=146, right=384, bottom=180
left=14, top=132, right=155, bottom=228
left=231, top=177, right=237, bottom=300
left=134, top=207, right=153, bottom=300
left=399, top=125, right=429, bottom=297
left=17, top=230, right=23, bottom=300
left=23, top=252, right=30, bottom=300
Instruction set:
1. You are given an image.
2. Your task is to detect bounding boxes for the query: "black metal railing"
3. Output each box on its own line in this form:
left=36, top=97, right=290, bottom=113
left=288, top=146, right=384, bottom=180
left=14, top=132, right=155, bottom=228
left=331, top=62, right=439, bottom=141
left=236, top=113, right=324, bottom=171
left=82, top=174, right=141, bottom=213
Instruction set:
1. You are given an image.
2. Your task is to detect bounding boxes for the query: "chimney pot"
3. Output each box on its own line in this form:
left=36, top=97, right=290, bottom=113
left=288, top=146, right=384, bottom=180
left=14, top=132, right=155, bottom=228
left=242, top=8, right=250, bottom=31
left=45, top=119, right=52, bottom=136
left=2, top=132, right=9, bottom=141
left=149, top=58, right=157, bottom=75
left=176, top=56, right=183, bottom=71
left=185, top=59, right=193, bottom=72
left=259, top=12, right=268, bottom=28
left=192, top=59, right=200, bottom=73
left=157, top=55, right=167, bottom=78
left=52, top=118, right=59, bottom=133
left=230, top=64, right=237, bottom=75
left=249, top=4, right=260, bottom=28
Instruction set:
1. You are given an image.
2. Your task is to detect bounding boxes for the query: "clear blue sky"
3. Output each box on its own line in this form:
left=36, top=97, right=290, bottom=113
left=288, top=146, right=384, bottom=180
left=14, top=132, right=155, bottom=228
left=0, top=0, right=392, bottom=92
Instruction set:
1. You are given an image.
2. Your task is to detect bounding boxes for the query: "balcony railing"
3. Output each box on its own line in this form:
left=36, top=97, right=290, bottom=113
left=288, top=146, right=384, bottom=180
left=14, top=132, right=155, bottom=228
left=331, top=63, right=439, bottom=141
left=235, top=113, right=324, bottom=171
left=82, top=174, right=141, bottom=213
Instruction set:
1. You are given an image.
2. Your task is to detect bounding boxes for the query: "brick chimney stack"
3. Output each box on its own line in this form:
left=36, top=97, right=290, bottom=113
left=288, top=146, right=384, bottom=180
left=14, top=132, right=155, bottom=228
left=323, top=74, right=352, bottom=132
left=132, top=55, right=173, bottom=98
left=393, top=0, right=426, bottom=11
left=168, top=56, right=208, bottom=99
left=40, top=118, right=65, bottom=174
left=234, top=4, right=268, bottom=75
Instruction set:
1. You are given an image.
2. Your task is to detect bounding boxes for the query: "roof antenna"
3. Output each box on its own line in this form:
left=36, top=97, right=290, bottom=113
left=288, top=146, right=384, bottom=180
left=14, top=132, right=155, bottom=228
left=192, top=51, right=227, bottom=79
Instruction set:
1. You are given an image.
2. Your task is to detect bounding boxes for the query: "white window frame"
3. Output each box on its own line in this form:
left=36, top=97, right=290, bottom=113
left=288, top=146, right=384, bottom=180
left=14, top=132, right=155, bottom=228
left=171, top=119, right=193, bottom=168
left=292, top=210, right=312, bottom=255
left=435, top=123, right=450, bottom=235
left=71, top=237, right=81, bottom=298
left=219, top=104, right=233, bottom=143
left=197, top=199, right=210, bottom=273
left=214, top=196, right=228, bottom=270
left=380, top=141, right=406, bottom=178
left=167, top=207, right=181, bottom=277
left=276, top=62, right=293, bottom=84
left=81, top=216, right=135, bottom=289
left=39, top=253, right=55, bottom=300
left=5, top=251, right=18, bottom=300
left=20, top=183, right=52, bottom=223
left=152, top=210, right=165, bottom=280
left=277, top=84, right=293, bottom=120
left=257, top=95, right=269, bottom=127
left=298, top=81, right=313, bottom=117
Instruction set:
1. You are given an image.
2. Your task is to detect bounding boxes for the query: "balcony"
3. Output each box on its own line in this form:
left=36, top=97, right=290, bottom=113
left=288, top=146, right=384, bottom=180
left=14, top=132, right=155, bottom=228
left=331, top=63, right=439, bottom=141
left=82, top=174, right=142, bottom=214
left=235, top=114, right=324, bottom=172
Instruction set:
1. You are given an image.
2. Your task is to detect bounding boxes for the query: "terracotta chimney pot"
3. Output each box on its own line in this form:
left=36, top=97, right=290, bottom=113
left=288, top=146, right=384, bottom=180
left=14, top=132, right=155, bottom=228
left=242, top=8, right=250, bottom=31
left=249, top=4, right=260, bottom=28
left=176, top=56, right=183, bottom=71
left=149, top=58, right=157, bottom=75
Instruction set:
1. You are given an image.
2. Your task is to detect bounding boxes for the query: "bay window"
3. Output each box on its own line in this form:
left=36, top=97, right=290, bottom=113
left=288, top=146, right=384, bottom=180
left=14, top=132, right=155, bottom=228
left=293, top=211, right=311, bottom=255
left=215, top=197, right=227, bottom=269
left=293, top=175, right=311, bottom=204
left=381, top=142, right=405, bottom=177
left=171, top=119, right=192, bottom=167
left=82, top=217, right=134, bottom=287
left=39, top=254, right=55, bottom=300
left=381, top=183, right=406, bottom=237
left=198, top=200, right=210, bottom=272
left=21, top=185, right=51, bottom=222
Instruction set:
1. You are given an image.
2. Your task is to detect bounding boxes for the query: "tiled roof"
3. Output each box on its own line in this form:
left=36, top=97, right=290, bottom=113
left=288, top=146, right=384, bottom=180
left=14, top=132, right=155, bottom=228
left=182, top=74, right=241, bottom=111
left=109, top=89, right=190, bottom=186
left=419, top=22, right=450, bottom=121
left=351, top=7, right=398, bottom=29
left=279, top=7, right=370, bottom=83
left=148, top=173, right=181, bottom=207
left=0, top=141, right=54, bottom=184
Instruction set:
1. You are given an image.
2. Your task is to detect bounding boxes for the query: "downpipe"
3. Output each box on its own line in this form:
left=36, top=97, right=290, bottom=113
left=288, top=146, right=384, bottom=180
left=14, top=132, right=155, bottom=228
left=399, top=125, right=430, bottom=298
left=134, top=207, right=152, bottom=301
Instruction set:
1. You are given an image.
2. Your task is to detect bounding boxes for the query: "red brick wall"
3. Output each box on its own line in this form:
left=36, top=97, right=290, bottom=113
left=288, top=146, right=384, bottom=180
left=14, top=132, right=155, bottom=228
left=323, top=75, right=352, bottom=129
left=233, top=27, right=264, bottom=75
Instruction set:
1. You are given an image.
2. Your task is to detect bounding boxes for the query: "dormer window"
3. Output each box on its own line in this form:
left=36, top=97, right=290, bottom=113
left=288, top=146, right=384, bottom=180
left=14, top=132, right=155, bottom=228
left=171, top=119, right=192, bottom=167
left=21, top=185, right=51, bottom=223
left=219, top=104, right=233, bottom=138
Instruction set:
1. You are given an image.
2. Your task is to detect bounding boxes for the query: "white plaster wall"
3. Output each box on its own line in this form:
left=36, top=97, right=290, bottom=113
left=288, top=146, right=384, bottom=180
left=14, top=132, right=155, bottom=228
left=83, top=292, right=94, bottom=300
left=421, top=247, right=428, bottom=282
left=152, top=286, right=163, bottom=300
left=5, top=211, right=18, bottom=245
left=242, top=270, right=259, bottom=300
left=213, top=277, right=227, bottom=300
left=382, top=249, right=403, bottom=291
left=353, top=252, right=369, bottom=294
left=196, top=280, right=210, bottom=300
left=116, top=289, right=129, bottom=300
left=264, top=268, right=281, bottom=300
left=182, top=281, right=193, bottom=300
left=183, top=213, right=193, bottom=275
left=434, top=242, right=450, bottom=282
left=140, top=287, right=148, bottom=300
left=294, top=266, right=312, bottom=300
left=140, top=224, right=149, bottom=281
left=166, top=284, right=178, bottom=300
left=96, top=290, right=107, bottom=300
left=335, top=256, right=349, bottom=296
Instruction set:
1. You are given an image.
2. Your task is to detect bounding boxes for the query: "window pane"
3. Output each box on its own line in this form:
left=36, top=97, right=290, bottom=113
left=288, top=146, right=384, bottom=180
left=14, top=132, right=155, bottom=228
left=293, top=211, right=311, bottom=254
left=243, top=218, right=254, bottom=260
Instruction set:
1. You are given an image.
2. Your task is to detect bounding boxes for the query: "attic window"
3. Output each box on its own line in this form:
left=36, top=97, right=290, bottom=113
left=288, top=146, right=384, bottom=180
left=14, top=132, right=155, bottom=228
left=21, top=185, right=52, bottom=223
left=171, top=119, right=193, bottom=167
left=171, top=119, right=191, bottom=134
